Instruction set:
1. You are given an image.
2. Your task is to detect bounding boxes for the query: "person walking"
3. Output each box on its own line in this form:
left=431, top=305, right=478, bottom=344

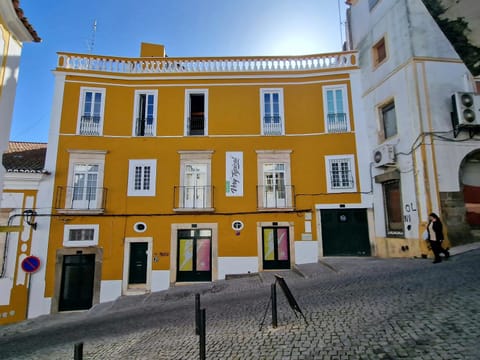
left=426, top=212, right=450, bottom=263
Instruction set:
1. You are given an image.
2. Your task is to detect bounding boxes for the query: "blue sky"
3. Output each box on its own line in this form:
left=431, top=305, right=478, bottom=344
left=11, top=0, right=347, bottom=142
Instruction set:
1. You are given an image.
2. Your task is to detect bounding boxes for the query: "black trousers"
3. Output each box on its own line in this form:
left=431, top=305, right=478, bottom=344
left=429, top=240, right=449, bottom=261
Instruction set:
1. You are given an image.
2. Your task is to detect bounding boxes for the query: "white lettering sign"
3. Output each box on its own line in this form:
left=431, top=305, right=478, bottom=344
left=226, top=152, right=243, bottom=197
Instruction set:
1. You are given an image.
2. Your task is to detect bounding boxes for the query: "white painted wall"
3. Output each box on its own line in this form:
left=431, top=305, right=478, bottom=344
left=217, top=257, right=258, bottom=280
left=100, top=280, right=122, bottom=303
left=151, top=270, right=170, bottom=292
left=295, top=241, right=318, bottom=264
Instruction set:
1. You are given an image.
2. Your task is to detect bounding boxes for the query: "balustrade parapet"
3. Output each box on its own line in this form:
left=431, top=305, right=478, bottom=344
left=56, top=51, right=358, bottom=75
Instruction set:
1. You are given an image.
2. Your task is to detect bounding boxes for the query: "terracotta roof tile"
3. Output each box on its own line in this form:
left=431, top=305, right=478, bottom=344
left=2, top=141, right=47, bottom=173
left=11, top=0, right=41, bottom=42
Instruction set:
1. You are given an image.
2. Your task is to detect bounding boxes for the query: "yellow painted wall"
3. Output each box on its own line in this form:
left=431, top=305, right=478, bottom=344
left=45, top=66, right=361, bottom=298
left=0, top=189, right=37, bottom=325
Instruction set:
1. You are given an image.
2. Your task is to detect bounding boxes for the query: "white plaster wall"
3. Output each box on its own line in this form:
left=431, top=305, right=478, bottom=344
left=27, top=74, right=66, bottom=319
left=151, top=270, right=170, bottom=292
left=0, top=33, right=22, bottom=197
left=99, top=280, right=122, bottom=303
left=295, top=241, right=318, bottom=264
left=217, top=257, right=258, bottom=280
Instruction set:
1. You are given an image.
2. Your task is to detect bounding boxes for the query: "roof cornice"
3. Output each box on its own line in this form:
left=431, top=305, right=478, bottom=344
left=0, top=0, right=41, bottom=42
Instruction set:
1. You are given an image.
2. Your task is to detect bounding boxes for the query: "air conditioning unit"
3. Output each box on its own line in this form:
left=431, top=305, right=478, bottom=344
left=451, top=92, right=480, bottom=127
left=372, top=144, right=395, bottom=167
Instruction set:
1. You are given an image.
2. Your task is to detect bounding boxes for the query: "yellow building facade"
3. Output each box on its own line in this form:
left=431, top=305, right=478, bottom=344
left=37, top=44, right=374, bottom=313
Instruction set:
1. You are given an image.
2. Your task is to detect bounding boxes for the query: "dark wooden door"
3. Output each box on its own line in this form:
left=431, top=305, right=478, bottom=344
left=59, top=254, right=95, bottom=311
left=129, top=242, right=148, bottom=284
left=176, top=229, right=212, bottom=282
left=262, top=227, right=290, bottom=270
left=321, top=209, right=371, bottom=256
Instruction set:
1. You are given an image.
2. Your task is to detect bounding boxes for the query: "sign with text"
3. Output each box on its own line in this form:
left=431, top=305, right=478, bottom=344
left=225, top=152, right=243, bottom=197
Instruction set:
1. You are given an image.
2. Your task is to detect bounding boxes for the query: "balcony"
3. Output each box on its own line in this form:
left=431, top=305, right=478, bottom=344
left=174, top=185, right=214, bottom=212
left=257, top=185, right=295, bottom=210
left=55, top=186, right=106, bottom=213
left=135, top=118, right=155, bottom=136
left=263, top=116, right=283, bottom=136
left=79, top=116, right=101, bottom=135
left=326, top=113, right=348, bottom=133
left=187, top=115, right=205, bottom=136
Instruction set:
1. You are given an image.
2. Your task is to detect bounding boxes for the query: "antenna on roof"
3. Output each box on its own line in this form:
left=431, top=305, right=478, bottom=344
left=87, top=20, right=97, bottom=53
left=337, top=0, right=345, bottom=48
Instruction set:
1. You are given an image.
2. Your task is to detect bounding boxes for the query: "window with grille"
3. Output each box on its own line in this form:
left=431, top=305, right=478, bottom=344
left=133, top=90, right=157, bottom=136
left=325, top=155, right=357, bottom=193
left=128, top=159, right=156, bottom=196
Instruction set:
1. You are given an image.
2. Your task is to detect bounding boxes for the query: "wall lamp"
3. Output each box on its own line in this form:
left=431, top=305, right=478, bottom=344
left=23, top=209, right=38, bottom=230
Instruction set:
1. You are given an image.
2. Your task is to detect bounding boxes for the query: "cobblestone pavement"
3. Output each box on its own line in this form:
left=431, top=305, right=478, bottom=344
left=1, top=246, right=480, bottom=359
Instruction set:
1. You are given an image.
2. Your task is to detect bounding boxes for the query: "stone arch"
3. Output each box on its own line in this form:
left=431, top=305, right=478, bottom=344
left=460, top=150, right=480, bottom=230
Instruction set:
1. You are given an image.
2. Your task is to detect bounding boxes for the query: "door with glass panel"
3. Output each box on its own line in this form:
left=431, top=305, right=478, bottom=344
left=183, top=164, right=208, bottom=209
left=72, top=164, right=99, bottom=209
left=177, top=229, right=212, bottom=282
left=262, top=227, right=290, bottom=269
left=263, top=163, right=286, bottom=208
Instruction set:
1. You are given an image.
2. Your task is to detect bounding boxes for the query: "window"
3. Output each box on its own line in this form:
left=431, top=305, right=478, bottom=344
left=176, top=151, right=213, bottom=210
left=383, top=180, right=404, bottom=236
left=133, top=90, right=157, bottom=136
left=185, top=89, right=208, bottom=136
left=77, top=87, right=106, bottom=136
left=63, top=224, right=99, bottom=247
left=257, top=150, right=293, bottom=209
left=61, top=150, right=106, bottom=211
left=128, top=160, right=156, bottom=196
left=380, top=101, right=397, bottom=139
left=323, top=86, right=349, bottom=133
left=373, top=37, right=387, bottom=67
left=325, top=155, right=356, bottom=193
left=260, top=89, right=284, bottom=135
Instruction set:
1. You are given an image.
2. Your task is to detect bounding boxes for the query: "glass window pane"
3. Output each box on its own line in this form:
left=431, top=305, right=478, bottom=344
left=179, top=239, right=193, bottom=271
left=382, top=103, right=397, bottom=138
left=277, top=228, right=289, bottom=260
left=263, top=228, right=275, bottom=261
left=335, top=89, right=344, bottom=114
left=196, top=239, right=211, bottom=271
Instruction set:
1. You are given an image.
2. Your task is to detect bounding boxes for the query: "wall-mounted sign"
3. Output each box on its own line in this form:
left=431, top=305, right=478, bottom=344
left=226, top=152, right=243, bottom=197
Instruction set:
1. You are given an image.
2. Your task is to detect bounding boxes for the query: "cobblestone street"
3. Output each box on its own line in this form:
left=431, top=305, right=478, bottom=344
left=1, top=247, right=479, bottom=359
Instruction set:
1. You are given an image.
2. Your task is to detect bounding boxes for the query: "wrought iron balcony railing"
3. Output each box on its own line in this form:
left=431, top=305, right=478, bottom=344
left=174, top=185, right=214, bottom=211
left=79, top=116, right=101, bottom=135
left=256, top=185, right=295, bottom=209
left=55, top=186, right=107, bottom=211
left=187, top=115, right=205, bottom=136
left=135, top=118, right=155, bottom=136
left=262, top=116, right=283, bottom=135
left=326, top=113, right=348, bottom=133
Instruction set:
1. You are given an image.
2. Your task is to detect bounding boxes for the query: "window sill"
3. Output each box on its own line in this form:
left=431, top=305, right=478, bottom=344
left=257, top=207, right=295, bottom=212
left=173, top=207, right=215, bottom=213
left=56, top=209, right=105, bottom=215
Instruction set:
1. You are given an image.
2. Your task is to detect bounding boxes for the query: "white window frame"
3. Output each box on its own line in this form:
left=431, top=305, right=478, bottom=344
left=184, top=89, right=208, bottom=136
left=132, top=90, right=158, bottom=137
left=76, top=87, right=106, bottom=136
left=65, top=150, right=107, bottom=210
left=260, top=88, right=285, bottom=136
left=178, top=151, right=213, bottom=210
left=323, top=85, right=350, bottom=133
left=128, top=159, right=157, bottom=196
left=63, top=224, right=99, bottom=247
left=256, top=150, right=293, bottom=209
left=325, top=155, right=357, bottom=193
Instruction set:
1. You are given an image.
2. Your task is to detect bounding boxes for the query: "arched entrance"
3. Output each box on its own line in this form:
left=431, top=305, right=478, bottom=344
left=461, top=151, right=480, bottom=229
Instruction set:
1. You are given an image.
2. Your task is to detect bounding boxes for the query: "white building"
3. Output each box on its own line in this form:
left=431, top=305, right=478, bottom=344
left=346, top=0, right=480, bottom=257
left=0, top=1, right=40, bottom=202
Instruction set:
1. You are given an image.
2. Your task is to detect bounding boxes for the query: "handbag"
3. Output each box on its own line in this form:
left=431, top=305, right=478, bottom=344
left=422, top=229, right=429, bottom=241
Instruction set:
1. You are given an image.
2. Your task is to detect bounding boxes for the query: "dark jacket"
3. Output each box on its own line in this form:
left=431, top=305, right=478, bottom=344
left=428, top=219, right=444, bottom=241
